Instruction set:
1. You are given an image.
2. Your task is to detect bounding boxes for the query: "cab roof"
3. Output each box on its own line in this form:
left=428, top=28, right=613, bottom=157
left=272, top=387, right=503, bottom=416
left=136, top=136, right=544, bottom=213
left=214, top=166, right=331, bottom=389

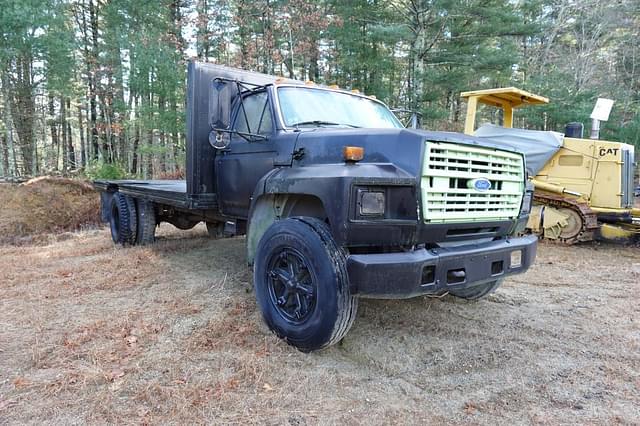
left=192, top=61, right=377, bottom=101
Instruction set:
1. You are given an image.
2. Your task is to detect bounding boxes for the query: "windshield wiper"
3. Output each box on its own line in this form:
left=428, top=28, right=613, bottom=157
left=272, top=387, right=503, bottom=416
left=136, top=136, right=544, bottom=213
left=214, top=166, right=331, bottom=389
left=290, top=120, right=360, bottom=128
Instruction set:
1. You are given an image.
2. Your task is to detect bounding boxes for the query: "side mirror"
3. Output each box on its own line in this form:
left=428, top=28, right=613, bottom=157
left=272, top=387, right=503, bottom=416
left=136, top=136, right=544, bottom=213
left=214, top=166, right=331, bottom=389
left=209, top=79, right=234, bottom=149
left=210, top=79, right=234, bottom=130
left=208, top=77, right=269, bottom=148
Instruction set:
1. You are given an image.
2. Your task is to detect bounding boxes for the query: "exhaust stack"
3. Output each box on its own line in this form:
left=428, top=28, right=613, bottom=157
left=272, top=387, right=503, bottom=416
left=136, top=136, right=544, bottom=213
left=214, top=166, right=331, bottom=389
left=589, top=98, right=614, bottom=140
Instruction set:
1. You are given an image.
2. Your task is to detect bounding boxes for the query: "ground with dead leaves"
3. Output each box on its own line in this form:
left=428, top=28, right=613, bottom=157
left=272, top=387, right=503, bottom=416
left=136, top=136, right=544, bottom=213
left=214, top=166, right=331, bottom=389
left=1, top=224, right=639, bottom=424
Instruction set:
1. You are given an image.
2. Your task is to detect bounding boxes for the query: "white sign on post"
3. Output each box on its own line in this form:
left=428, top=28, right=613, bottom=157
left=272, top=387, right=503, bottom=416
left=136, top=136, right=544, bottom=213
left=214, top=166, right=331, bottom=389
left=590, top=98, right=614, bottom=122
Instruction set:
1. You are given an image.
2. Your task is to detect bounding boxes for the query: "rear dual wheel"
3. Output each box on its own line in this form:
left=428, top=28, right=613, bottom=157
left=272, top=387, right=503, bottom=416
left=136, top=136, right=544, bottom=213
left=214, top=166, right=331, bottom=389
left=109, top=192, right=156, bottom=245
left=110, top=192, right=137, bottom=245
left=136, top=198, right=157, bottom=245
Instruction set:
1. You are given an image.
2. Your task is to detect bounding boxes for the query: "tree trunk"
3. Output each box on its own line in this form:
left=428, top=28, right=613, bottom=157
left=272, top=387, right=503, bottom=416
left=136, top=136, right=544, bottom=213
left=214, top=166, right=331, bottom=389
left=309, top=42, right=320, bottom=82
left=66, top=98, right=76, bottom=169
left=114, top=51, right=126, bottom=164
left=0, top=134, right=8, bottom=176
left=238, top=0, right=249, bottom=69
left=125, top=90, right=133, bottom=171
left=159, top=95, right=167, bottom=173
left=49, top=95, right=59, bottom=171
left=78, top=103, right=86, bottom=169
left=87, top=0, right=99, bottom=161
left=196, top=0, right=209, bottom=59
left=60, top=96, right=68, bottom=173
left=100, top=99, right=111, bottom=162
left=131, top=95, right=139, bottom=175
left=132, top=129, right=139, bottom=175
left=146, top=126, right=153, bottom=179
left=56, top=122, right=61, bottom=171
left=2, top=71, right=17, bottom=177
left=170, top=97, right=180, bottom=173
left=10, top=53, right=37, bottom=175
left=263, top=0, right=274, bottom=74
left=86, top=101, right=93, bottom=162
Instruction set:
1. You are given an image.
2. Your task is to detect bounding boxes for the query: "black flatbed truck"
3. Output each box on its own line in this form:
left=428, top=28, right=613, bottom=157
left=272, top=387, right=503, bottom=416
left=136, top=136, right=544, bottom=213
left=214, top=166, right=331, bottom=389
left=95, top=61, right=538, bottom=352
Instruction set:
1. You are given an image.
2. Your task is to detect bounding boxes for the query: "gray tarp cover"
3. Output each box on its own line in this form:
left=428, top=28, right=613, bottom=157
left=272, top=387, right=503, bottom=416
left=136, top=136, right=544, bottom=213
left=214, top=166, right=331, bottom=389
left=474, top=124, right=564, bottom=175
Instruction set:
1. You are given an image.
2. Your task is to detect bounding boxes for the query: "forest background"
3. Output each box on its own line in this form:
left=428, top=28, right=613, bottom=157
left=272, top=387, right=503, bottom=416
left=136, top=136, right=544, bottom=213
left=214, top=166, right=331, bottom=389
left=1, top=0, right=638, bottom=178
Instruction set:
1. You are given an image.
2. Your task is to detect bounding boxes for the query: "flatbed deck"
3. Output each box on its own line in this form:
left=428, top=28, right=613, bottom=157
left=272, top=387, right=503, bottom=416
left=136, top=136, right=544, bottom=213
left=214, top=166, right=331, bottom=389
left=94, top=179, right=218, bottom=210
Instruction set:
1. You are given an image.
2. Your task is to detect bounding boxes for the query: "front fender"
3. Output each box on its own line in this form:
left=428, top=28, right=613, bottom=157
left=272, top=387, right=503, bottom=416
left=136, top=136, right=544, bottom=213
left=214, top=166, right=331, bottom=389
left=249, top=163, right=418, bottom=247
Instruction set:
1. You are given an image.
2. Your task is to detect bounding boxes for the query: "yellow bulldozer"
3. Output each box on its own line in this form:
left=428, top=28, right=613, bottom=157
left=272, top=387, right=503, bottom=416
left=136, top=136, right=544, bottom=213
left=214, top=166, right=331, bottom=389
left=461, top=87, right=640, bottom=244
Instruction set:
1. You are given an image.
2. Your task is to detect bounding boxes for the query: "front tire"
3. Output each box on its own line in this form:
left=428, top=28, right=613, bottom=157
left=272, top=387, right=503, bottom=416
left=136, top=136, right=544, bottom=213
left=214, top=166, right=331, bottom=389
left=449, top=279, right=504, bottom=300
left=253, top=217, right=358, bottom=352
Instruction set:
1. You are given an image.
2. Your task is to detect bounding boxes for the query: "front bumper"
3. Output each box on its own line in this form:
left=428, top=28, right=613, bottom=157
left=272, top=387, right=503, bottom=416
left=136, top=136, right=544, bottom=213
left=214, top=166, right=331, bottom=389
left=346, top=235, right=537, bottom=299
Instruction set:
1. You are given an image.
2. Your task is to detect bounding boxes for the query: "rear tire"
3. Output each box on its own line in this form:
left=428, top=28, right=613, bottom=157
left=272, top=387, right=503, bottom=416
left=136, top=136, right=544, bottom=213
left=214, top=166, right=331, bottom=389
left=136, top=199, right=156, bottom=245
left=449, top=279, right=504, bottom=300
left=109, top=192, right=137, bottom=245
left=254, top=217, right=358, bottom=352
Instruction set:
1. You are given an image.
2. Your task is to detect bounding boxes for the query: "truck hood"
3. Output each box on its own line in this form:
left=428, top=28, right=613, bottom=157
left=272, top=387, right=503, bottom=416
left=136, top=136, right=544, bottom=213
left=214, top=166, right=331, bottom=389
left=293, top=128, right=524, bottom=176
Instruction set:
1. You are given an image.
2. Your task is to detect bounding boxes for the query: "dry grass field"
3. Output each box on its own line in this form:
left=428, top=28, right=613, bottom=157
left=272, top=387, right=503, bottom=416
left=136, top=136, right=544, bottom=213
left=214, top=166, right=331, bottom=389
left=1, top=220, right=639, bottom=424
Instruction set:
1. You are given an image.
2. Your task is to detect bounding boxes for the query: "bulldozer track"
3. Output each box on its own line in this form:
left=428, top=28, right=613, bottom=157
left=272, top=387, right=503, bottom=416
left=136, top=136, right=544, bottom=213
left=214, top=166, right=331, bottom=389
left=533, top=193, right=599, bottom=245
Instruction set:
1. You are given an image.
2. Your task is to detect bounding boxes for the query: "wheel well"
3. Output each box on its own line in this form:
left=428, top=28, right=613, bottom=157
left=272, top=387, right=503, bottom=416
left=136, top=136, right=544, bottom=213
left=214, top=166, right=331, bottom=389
left=247, top=194, right=328, bottom=265
left=279, top=194, right=327, bottom=220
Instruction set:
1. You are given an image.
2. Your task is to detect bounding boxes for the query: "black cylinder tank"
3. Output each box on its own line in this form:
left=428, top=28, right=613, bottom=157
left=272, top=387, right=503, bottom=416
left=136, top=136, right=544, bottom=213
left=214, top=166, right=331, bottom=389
left=565, top=122, right=584, bottom=138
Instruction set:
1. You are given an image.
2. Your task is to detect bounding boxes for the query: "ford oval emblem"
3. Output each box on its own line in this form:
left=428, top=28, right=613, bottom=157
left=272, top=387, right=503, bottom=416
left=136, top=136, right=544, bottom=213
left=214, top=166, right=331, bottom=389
left=470, top=177, right=492, bottom=192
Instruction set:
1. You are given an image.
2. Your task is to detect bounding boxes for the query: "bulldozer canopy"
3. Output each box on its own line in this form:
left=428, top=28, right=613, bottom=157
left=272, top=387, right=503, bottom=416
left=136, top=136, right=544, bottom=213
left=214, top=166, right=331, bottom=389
left=474, top=124, right=563, bottom=175
left=460, top=87, right=549, bottom=109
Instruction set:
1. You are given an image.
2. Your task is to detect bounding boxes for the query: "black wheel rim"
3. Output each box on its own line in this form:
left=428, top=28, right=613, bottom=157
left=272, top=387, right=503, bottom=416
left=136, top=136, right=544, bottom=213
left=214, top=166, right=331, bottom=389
left=266, top=247, right=317, bottom=324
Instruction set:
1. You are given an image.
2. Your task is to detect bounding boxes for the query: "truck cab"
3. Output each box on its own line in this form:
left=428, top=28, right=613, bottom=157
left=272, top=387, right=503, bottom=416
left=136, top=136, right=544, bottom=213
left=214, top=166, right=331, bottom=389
left=96, top=61, right=537, bottom=352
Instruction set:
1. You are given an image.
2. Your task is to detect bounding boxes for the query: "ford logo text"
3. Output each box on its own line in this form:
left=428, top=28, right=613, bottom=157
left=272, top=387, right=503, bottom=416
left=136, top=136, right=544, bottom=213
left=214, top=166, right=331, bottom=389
left=469, top=177, right=492, bottom=192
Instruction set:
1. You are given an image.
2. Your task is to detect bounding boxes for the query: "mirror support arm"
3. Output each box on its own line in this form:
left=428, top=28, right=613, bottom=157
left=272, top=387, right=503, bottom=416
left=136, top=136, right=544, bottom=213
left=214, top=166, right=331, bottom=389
left=213, top=128, right=267, bottom=141
left=209, top=127, right=267, bottom=150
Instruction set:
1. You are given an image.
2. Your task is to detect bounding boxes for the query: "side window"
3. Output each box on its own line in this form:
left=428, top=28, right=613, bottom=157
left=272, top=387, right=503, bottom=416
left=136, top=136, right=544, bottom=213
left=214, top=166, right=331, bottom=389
left=234, top=91, right=273, bottom=136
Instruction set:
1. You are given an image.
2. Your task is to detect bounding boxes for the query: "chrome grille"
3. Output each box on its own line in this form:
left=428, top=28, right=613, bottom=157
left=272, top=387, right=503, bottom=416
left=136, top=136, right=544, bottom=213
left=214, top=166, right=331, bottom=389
left=421, top=142, right=525, bottom=223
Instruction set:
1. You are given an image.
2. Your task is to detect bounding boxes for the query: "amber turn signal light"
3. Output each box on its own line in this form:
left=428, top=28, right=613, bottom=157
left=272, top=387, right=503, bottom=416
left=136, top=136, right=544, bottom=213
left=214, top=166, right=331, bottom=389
left=343, top=146, right=364, bottom=162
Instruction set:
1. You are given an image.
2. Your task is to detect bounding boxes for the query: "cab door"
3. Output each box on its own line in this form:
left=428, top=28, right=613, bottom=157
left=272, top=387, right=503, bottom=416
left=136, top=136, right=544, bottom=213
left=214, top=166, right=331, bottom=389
left=216, top=90, right=278, bottom=218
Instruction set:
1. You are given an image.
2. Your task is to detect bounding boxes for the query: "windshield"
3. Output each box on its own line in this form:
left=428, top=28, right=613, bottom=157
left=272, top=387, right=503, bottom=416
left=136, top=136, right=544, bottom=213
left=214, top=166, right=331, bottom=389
left=277, top=87, right=403, bottom=129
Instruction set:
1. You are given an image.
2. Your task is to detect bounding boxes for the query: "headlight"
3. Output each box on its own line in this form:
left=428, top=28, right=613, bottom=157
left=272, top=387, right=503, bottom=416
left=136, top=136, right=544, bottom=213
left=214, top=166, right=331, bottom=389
left=359, top=190, right=385, bottom=216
